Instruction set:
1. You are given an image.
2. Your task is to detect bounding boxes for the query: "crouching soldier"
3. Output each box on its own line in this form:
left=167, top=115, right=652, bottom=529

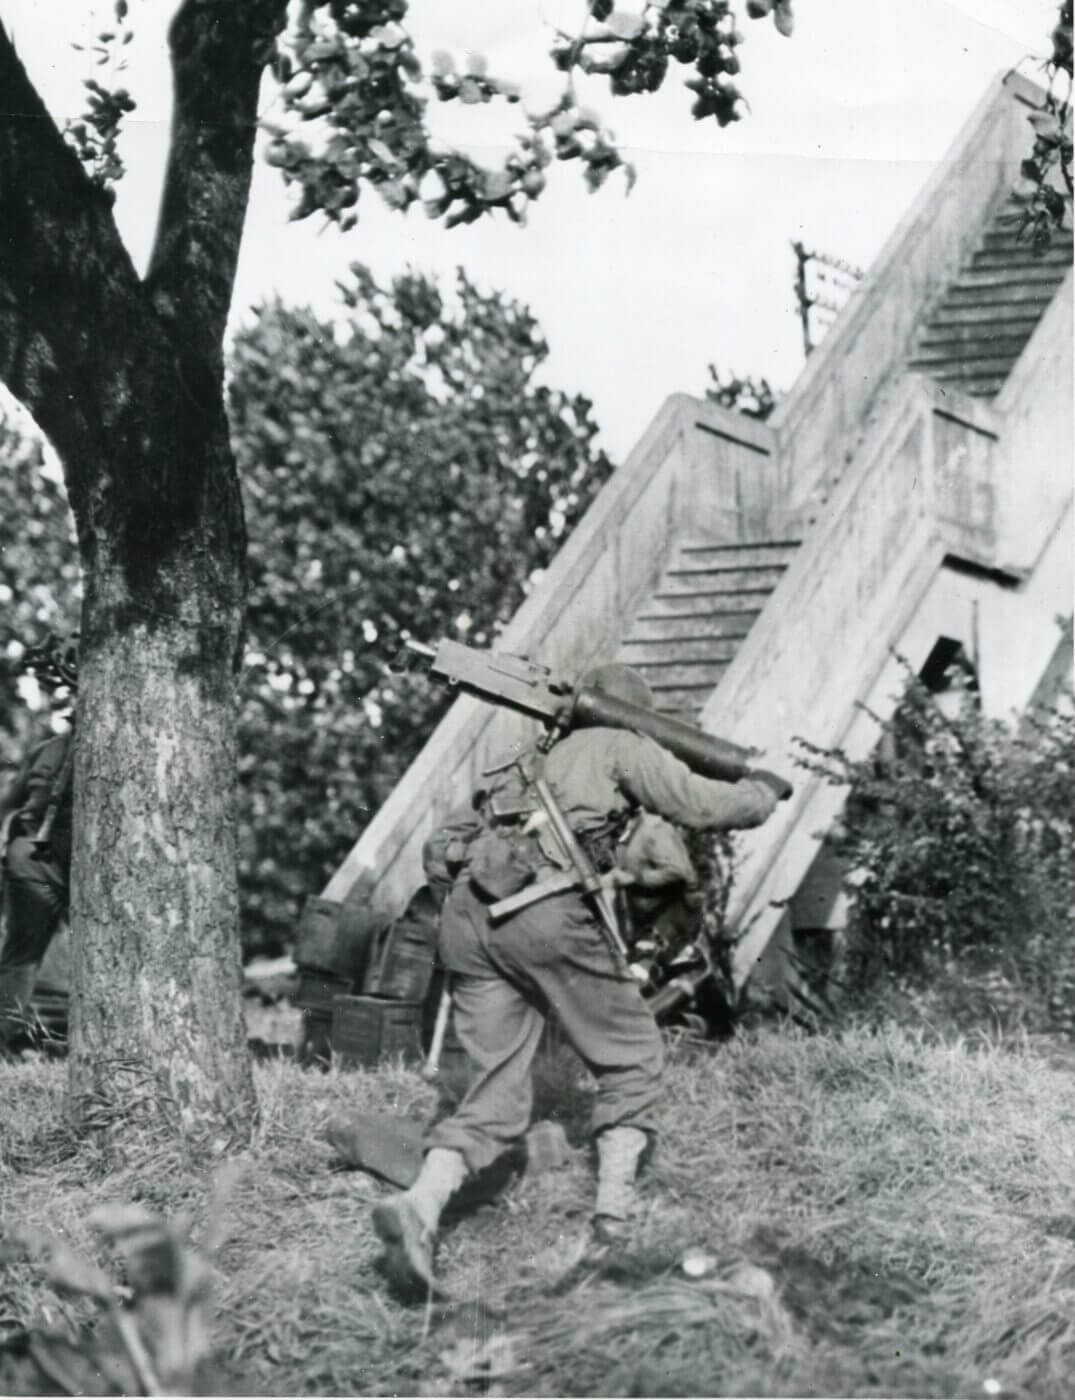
left=0, top=730, right=73, bottom=1046
left=372, top=663, right=789, bottom=1295
left=0, top=639, right=76, bottom=1049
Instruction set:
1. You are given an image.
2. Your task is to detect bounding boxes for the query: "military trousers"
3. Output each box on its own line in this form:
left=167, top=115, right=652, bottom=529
left=0, top=836, right=68, bottom=1034
left=425, top=879, right=664, bottom=1173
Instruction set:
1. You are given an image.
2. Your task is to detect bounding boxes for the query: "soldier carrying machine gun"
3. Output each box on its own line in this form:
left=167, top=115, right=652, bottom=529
left=400, top=637, right=791, bottom=1019
left=370, top=639, right=791, bottom=1297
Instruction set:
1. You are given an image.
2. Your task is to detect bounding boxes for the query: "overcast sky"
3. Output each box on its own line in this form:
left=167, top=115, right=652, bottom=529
left=0, top=0, right=1060, bottom=457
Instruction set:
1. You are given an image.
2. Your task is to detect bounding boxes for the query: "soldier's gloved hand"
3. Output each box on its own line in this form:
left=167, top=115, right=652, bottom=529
left=746, top=768, right=794, bottom=802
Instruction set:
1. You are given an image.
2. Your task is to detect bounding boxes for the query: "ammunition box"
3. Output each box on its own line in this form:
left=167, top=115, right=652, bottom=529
left=330, top=994, right=424, bottom=1069
left=363, top=926, right=435, bottom=1001
left=294, top=968, right=353, bottom=1014
left=294, top=896, right=345, bottom=974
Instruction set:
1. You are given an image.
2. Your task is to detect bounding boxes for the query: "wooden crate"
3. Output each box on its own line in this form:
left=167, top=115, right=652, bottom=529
left=296, top=970, right=353, bottom=1066
left=294, top=896, right=345, bottom=974
left=295, top=969, right=352, bottom=1015
left=331, top=994, right=424, bottom=1069
left=364, top=924, right=436, bottom=1002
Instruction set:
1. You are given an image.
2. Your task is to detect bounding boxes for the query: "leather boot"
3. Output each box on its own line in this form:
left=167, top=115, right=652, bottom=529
left=592, top=1125, right=648, bottom=1245
left=372, top=1147, right=467, bottom=1297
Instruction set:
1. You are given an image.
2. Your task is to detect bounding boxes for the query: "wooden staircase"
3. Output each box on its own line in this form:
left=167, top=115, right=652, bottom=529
left=617, top=540, right=801, bottom=721
left=908, top=198, right=1073, bottom=397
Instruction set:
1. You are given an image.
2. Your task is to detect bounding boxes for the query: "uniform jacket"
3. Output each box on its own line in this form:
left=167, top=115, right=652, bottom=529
left=0, top=733, right=73, bottom=869
left=423, top=725, right=777, bottom=895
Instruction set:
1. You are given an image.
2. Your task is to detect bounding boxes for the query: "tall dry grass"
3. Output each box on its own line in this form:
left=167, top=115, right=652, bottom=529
left=2, top=1025, right=1072, bottom=1397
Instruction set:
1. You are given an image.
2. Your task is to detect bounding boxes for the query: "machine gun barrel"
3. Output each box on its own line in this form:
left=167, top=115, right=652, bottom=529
left=569, top=686, right=751, bottom=783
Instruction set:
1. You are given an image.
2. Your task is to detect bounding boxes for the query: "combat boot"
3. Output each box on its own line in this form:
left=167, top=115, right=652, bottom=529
left=371, top=1146, right=467, bottom=1297
left=592, top=1124, right=649, bottom=1246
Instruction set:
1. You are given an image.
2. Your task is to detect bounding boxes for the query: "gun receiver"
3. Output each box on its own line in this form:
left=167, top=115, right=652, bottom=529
left=405, top=637, right=755, bottom=784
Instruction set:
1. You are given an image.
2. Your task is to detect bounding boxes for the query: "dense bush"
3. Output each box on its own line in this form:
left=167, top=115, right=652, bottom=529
left=230, top=266, right=613, bottom=954
left=798, top=664, right=1074, bottom=1036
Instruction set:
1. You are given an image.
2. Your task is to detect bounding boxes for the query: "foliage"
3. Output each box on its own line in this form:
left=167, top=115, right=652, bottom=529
left=0, top=414, right=80, bottom=774
left=263, top=0, right=794, bottom=231
left=1013, top=0, right=1073, bottom=250
left=229, top=266, right=614, bottom=952
left=797, top=664, right=1075, bottom=1035
left=704, top=364, right=778, bottom=419
left=62, top=1, right=136, bottom=190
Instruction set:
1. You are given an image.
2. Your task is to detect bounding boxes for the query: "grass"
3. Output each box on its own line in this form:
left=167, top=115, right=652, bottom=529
left=2, top=1024, right=1074, bottom=1397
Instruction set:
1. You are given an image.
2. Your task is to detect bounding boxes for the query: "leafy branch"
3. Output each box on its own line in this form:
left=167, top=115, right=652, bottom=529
left=705, top=365, right=778, bottom=419
left=1013, top=0, right=1073, bottom=250
left=64, top=0, right=137, bottom=191
left=263, top=0, right=794, bottom=231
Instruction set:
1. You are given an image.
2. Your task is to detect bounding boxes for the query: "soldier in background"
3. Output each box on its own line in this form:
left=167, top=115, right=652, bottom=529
left=0, top=637, right=76, bottom=1049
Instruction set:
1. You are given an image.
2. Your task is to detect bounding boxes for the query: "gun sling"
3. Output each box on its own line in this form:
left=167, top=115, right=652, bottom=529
left=483, top=757, right=629, bottom=964
left=488, top=867, right=623, bottom=921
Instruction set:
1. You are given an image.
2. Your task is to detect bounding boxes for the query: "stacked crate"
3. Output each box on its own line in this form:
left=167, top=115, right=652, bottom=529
left=293, top=882, right=444, bottom=1071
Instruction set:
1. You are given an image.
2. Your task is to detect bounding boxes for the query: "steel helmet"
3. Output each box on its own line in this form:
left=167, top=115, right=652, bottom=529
left=580, top=662, right=654, bottom=712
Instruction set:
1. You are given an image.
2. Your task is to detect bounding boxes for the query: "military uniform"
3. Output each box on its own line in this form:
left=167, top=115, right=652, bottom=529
left=372, top=666, right=785, bottom=1296
left=425, top=725, right=778, bottom=1172
left=0, top=733, right=72, bottom=1038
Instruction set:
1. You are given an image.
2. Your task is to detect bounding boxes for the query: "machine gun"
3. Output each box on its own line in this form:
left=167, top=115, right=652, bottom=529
left=398, top=638, right=779, bottom=786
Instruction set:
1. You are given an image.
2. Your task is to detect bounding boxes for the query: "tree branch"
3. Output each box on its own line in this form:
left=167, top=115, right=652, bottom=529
left=144, top=0, right=287, bottom=377
left=0, top=23, right=152, bottom=476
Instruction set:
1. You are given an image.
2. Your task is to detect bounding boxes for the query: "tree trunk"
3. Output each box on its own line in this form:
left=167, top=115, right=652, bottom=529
left=67, top=415, right=255, bottom=1139
left=0, top=3, right=289, bottom=1140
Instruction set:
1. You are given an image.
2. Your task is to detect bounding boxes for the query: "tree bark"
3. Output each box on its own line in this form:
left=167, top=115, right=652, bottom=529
left=67, top=404, right=255, bottom=1136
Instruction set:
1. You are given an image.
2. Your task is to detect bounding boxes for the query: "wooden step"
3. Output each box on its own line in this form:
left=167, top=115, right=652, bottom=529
left=675, top=541, right=800, bottom=568
left=916, top=322, right=1037, bottom=350
left=625, top=611, right=760, bottom=642
left=659, top=563, right=789, bottom=594
left=947, top=264, right=1069, bottom=290
left=913, top=354, right=1023, bottom=379
left=648, top=679, right=728, bottom=713
left=924, top=302, right=1045, bottom=328
left=971, top=246, right=1072, bottom=271
left=909, top=340, right=1030, bottom=369
left=640, top=589, right=776, bottom=619
left=941, top=285, right=1057, bottom=310
left=628, top=658, right=732, bottom=688
left=979, top=224, right=1073, bottom=248
left=619, top=635, right=744, bottom=665
left=932, top=376, right=1007, bottom=397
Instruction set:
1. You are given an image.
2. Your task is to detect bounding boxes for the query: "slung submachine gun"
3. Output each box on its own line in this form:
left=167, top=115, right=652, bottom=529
left=400, top=637, right=756, bottom=781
